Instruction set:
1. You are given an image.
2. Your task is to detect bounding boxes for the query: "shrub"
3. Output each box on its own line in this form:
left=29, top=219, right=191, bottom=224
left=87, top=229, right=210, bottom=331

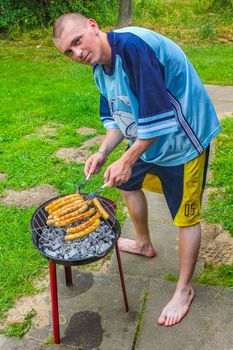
left=0, top=0, right=119, bottom=37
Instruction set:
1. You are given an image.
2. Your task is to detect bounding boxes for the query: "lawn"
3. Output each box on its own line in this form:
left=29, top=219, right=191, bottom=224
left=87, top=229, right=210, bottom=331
left=0, top=0, right=233, bottom=326
left=203, top=117, right=233, bottom=235
left=0, top=42, right=126, bottom=320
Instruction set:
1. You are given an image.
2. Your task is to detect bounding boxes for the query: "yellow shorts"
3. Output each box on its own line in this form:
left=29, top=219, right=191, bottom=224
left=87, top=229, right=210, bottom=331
left=118, top=147, right=210, bottom=227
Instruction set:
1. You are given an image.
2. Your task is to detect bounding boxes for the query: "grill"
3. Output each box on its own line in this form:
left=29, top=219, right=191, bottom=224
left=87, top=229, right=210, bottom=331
left=30, top=194, right=129, bottom=344
left=30, top=195, right=120, bottom=266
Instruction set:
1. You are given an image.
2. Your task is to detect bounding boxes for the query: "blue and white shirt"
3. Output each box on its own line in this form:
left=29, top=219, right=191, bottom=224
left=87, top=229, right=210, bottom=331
left=93, top=27, right=220, bottom=166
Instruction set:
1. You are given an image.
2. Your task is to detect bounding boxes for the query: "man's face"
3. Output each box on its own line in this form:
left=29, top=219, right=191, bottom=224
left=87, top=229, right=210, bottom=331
left=54, top=19, right=103, bottom=66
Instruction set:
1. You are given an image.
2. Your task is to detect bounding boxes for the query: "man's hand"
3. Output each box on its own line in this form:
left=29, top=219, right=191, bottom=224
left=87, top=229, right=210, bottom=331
left=104, top=158, right=132, bottom=187
left=84, top=152, right=107, bottom=176
left=103, top=137, right=158, bottom=187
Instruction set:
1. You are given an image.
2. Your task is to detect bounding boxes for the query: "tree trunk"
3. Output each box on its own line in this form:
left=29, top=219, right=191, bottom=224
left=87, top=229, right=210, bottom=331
left=117, top=0, right=132, bottom=28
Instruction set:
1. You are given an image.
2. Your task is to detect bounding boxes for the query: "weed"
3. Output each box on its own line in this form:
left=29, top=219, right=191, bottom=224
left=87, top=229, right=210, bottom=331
left=197, top=21, right=217, bottom=40
left=1, top=309, right=37, bottom=337
left=164, top=273, right=179, bottom=282
left=131, top=287, right=149, bottom=350
left=44, top=335, right=54, bottom=344
left=197, top=264, right=233, bottom=287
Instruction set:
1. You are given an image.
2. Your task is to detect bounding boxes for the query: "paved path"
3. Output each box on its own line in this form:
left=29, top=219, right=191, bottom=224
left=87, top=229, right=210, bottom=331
left=0, top=86, right=232, bottom=349
left=205, top=85, right=233, bottom=119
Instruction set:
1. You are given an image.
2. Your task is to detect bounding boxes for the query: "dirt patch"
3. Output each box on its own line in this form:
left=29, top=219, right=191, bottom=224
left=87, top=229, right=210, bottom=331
left=0, top=185, right=59, bottom=208
left=0, top=276, right=51, bottom=330
left=76, top=127, right=97, bottom=135
left=27, top=123, right=64, bottom=142
left=54, top=135, right=104, bottom=164
left=1, top=292, right=51, bottom=330
left=55, top=148, right=91, bottom=164
left=199, top=221, right=233, bottom=266
left=0, top=172, right=6, bottom=181
left=81, top=135, right=105, bottom=148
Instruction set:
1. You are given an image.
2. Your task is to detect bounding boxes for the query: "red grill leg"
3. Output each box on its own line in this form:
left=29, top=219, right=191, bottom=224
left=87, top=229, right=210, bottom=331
left=48, top=260, right=60, bottom=344
left=115, top=241, right=129, bottom=312
left=64, top=266, right=73, bottom=286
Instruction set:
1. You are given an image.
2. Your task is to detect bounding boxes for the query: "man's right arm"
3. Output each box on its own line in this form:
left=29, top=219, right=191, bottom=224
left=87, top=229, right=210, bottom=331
left=84, top=128, right=124, bottom=176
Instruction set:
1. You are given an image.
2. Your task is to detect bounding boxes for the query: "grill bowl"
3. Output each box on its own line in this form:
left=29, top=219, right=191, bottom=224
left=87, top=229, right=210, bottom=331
left=30, top=195, right=121, bottom=266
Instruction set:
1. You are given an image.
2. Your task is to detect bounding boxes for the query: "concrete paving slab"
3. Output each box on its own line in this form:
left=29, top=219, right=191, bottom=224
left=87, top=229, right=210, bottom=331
left=135, top=279, right=233, bottom=350
left=205, top=85, right=233, bottom=102
left=205, top=85, right=233, bottom=119
left=0, top=334, right=71, bottom=350
left=108, top=221, right=203, bottom=278
left=27, top=269, right=149, bottom=350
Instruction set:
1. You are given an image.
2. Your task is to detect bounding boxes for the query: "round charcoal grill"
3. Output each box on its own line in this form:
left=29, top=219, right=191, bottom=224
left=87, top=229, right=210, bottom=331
left=30, top=194, right=128, bottom=344
left=30, top=195, right=121, bottom=266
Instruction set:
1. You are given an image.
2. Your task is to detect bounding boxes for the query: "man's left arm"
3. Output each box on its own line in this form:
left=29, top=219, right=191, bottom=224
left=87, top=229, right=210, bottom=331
left=104, top=137, right=158, bottom=187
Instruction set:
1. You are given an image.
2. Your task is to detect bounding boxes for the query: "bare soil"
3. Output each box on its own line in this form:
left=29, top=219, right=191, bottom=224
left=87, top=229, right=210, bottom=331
left=0, top=275, right=51, bottom=330
left=76, top=127, right=97, bottom=135
left=54, top=135, right=104, bottom=164
left=80, top=135, right=105, bottom=148
left=55, top=147, right=91, bottom=164
left=0, top=185, right=59, bottom=208
left=27, top=123, right=64, bottom=143
left=0, top=172, right=6, bottom=181
left=199, top=221, right=233, bottom=266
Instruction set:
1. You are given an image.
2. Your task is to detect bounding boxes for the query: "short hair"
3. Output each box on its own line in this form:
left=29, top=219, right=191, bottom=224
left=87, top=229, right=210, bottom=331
left=53, top=13, right=88, bottom=39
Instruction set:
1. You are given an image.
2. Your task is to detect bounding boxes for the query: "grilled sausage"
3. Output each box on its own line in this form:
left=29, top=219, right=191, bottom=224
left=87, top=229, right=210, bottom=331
left=66, top=211, right=100, bottom=234
left=45, top=194, right=83, bottom=213
left=65, top=219, right=101, bottom=240
left=53, top=203, right=90, bottom=226
left=49, top=199, right=85, bottom=219
left=92, top=198, right=110, bottom=220
left=53, top=207, right=96, bottom=227
left=50, top=201, right=89, bottom=219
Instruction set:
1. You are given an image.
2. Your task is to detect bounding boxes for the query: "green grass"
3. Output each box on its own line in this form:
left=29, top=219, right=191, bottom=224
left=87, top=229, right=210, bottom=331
left=0, top=42, right=126, bottom=319
left=197, top=264, right=233, bottom=288
left=1, top=309, right=37, bottom=337
left=202, top=118, right=233, bottom=235
left=132, top=0, right=233, bottom=45
left=197, top=118, right=233, bottom=288
left=164, top=273, right=179, bottom=282
left=183, top=44, right=233, bottom=85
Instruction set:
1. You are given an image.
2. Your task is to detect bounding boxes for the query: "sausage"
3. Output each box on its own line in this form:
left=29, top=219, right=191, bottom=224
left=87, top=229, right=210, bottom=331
left=66, top=211, right=101, bottom=234
left=53, top=207, right=95, bottom=227
left=65, top=219, right=101, bottom=240
left=45, top=194, right=76, bottom=212
left=92, top=198, right=110, bottom=220
left=54, top=204, right=88, bottom=226
left=45, top=194, right=83, bottom=213
left=50, top=205, right=90, bottom=221
left=53, top=201, right=88, bottom=219
left=48, top=199, right=85, bottom=219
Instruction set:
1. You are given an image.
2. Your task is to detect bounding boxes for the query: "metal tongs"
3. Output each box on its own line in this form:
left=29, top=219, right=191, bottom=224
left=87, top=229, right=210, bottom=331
left=76, top=173, right=92, bottom=193
left=77, top=174, right=109, bottom=199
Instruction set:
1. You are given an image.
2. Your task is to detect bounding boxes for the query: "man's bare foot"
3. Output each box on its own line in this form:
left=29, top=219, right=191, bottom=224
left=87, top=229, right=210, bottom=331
left=118, top=238, right=156, bottom=257
left=157, top=286, right=194, bottom=326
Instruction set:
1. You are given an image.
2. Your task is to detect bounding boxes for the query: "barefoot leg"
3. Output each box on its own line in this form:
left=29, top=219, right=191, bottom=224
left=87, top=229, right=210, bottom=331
left=118, top=189, right=156, bottom=257
left=158, top=223, right=201, bottom=326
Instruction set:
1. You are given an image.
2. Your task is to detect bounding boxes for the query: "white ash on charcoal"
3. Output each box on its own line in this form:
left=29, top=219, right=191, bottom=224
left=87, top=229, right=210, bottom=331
left=38, top=221, right=116, bottom=261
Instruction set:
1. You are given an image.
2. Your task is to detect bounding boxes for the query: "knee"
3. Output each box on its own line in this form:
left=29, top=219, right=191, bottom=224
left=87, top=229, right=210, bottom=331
left=119, top=189, right=143, bottom=200
left=120, top=189, right=131, bottom=200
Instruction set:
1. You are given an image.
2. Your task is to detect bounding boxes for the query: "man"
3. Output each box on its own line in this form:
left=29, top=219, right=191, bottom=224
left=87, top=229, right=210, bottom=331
left=53, top=13, right=220, bottom=327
